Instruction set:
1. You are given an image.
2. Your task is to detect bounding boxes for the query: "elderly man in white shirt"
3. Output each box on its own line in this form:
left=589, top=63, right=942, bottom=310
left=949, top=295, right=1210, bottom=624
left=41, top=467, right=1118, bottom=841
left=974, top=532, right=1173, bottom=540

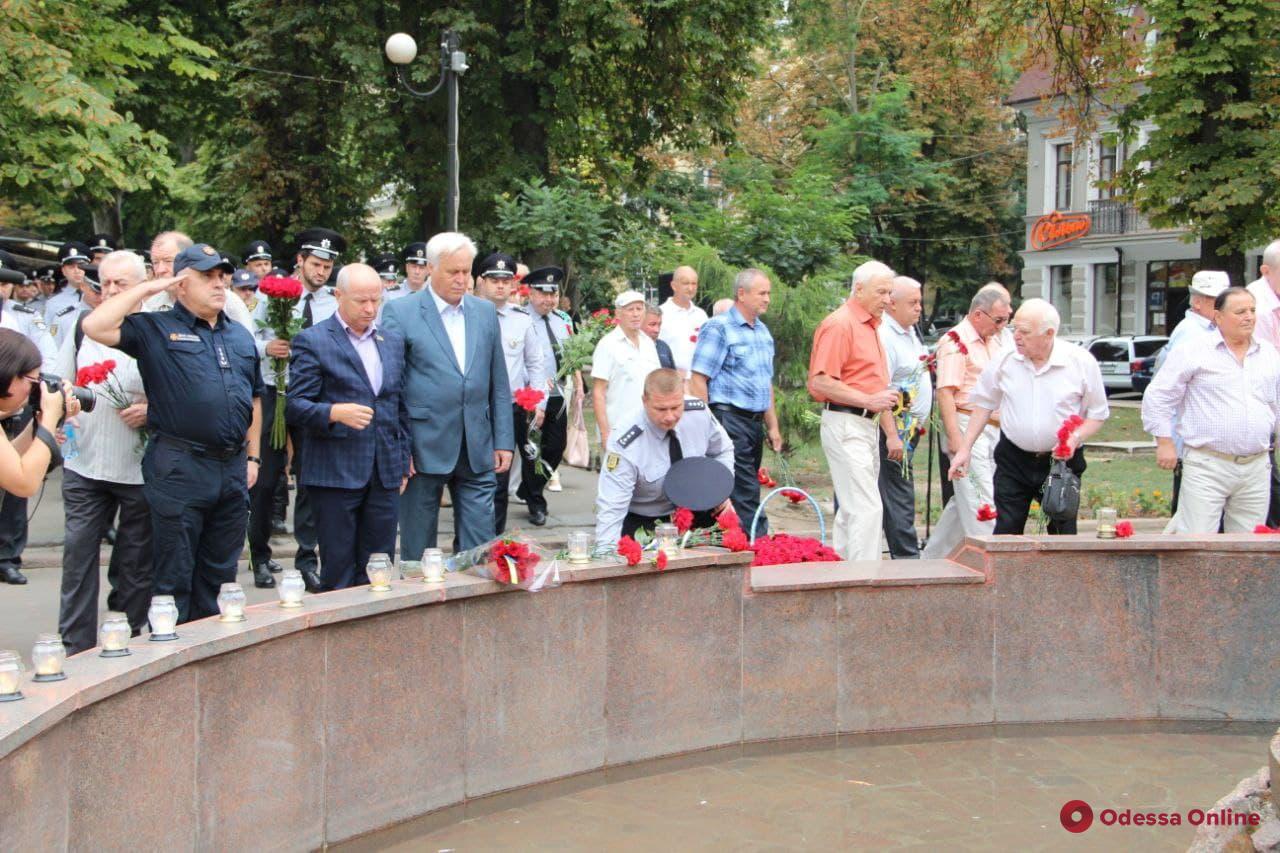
left=591, top=289, right=660, bottom=449
left=948, top=298, right=1109, bottom=535
left=658, top=265, right=708, bottom=380
left=54, top=251, right=153, bottom=654
left=876, top=275, right=931, bottom=558
left=1143, top=286, right=1280, bottom=533
left=1246, top=239, right=1280, bottom=527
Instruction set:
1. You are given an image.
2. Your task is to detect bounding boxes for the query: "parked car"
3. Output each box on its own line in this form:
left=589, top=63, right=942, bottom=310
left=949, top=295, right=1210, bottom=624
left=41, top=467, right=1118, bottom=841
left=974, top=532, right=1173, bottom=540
left=1085, top=335, right=1169, bottom=393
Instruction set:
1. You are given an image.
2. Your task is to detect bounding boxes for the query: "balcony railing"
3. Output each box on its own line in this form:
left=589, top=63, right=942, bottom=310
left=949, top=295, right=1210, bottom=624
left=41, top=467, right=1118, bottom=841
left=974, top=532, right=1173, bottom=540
left=1088, top=199, right=1151, bottom=235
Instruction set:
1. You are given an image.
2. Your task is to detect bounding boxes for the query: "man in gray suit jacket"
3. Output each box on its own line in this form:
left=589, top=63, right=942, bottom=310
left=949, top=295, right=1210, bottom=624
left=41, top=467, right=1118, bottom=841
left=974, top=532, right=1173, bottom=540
left=382, top=232, right=514, bottom=557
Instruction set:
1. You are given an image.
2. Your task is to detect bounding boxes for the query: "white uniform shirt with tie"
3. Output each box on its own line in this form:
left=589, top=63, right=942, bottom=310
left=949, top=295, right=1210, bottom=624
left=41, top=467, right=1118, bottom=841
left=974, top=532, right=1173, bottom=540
left=530, top=306, right=573, bottom=396
left=496, top=303, right=546, bottom=408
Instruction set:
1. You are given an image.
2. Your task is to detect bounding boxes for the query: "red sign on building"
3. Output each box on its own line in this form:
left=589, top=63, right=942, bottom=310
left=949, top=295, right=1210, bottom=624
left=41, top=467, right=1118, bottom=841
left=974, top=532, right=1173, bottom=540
left=1031, top=211, right=1092, bottom=250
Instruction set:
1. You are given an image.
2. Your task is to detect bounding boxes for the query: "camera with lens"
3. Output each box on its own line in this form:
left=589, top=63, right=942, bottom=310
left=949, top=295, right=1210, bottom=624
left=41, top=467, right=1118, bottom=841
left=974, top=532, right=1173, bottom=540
left=29, top=373, right=95, bottom=426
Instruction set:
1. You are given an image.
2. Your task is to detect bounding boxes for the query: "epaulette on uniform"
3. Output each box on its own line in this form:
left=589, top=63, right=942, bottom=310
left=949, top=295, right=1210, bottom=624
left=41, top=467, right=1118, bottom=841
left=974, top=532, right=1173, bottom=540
left=617, top=424, right=643, bottom=448
left=684, top=398, right=706, bottom=411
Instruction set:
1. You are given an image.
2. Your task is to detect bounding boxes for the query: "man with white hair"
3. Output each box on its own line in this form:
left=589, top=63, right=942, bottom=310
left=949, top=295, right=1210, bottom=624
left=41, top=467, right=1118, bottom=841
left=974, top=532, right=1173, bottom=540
left=1144, top=287, right=1280, bottom=533
left=145, top=231, right=255, bottom=332
left=54, top=250, right=152, bottom=653
left=877, top=275, right=930, bottom=558
left=948, top=298, right=1109, bottom=535
left=383, top=232, right=514, bottom=555
left=922, top=284, right=1011, bottom=557
left=1247, top=240, right=1280, bottom=526
left=808, top=260, right=899, bottom=559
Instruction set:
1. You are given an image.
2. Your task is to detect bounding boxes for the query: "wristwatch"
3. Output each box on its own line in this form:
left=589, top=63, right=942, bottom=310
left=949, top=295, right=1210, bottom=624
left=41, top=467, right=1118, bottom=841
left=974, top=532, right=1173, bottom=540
left=247, top=455, right=262, bottom=464
left=34, top=425, right=63, bottom=468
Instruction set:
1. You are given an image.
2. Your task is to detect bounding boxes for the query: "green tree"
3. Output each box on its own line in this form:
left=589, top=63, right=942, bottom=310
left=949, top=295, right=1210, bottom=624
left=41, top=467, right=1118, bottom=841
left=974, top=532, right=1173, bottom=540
left=1118, top=0, right=1280, bottom=282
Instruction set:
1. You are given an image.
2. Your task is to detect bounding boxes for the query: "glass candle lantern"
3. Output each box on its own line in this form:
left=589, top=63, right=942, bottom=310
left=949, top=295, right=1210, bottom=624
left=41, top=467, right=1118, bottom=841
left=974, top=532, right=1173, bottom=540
left=148, top=595, right=180, bottom=641
left=567, top=531, right=593, bottom=564
left=217, top=583, right=247, bottom=622
left=654, top=523, right=680, bottom=556
left=0, top=651, right=23, bottom=702
left=422, top=548, right=446, bottom=584
left=1096, top=507, right=1118, bottom=539
left=278, top=569, right=305, bottom=608
left=31, top=633, right=66, bottom=682
left=99, top=611, right=132, bottom=657
left=367, top=553, right=394, bottom=591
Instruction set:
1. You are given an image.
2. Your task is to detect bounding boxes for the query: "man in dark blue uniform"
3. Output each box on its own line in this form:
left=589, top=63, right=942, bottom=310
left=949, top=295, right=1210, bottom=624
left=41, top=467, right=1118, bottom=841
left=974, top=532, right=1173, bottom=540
left=83, top=243, right=263, bottom=623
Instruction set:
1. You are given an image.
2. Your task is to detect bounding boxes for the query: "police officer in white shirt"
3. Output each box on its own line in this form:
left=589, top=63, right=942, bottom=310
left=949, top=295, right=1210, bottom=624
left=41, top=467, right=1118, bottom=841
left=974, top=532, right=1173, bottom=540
left=390, top=241, right=430, bottom=300
left=0, top=253, right=58, bottom=372
left=658, top=265, right=708, bottom=379
left=595, top=368, right=735, bottom=546
left=522, top=266, right=573, bottom=522
left=474, top=251, right=545, bottom=532
left=45, top=241, right=91, bottom=343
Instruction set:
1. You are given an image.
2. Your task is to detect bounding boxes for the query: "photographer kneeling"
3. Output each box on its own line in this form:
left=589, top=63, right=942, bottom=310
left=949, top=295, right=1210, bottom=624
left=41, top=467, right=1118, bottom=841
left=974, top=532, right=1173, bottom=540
left=0, top=329, right=82, bottom=584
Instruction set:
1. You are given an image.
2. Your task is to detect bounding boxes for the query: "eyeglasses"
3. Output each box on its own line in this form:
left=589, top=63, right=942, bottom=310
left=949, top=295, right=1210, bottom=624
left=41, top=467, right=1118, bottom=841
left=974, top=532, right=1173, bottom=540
left=977, top=308, right=1010, bottom=327
left=19, top=373, right=40, bottom=386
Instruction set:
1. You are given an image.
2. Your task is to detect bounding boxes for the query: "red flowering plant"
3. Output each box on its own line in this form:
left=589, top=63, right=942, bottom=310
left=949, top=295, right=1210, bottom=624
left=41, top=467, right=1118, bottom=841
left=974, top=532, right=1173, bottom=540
left=75, top=360, right=145, bottom=450
left=513, top=386, right=553, bottom=478
left=256, top=275, right=305, bottom=449
left=750, top=533, right=841, bottom=567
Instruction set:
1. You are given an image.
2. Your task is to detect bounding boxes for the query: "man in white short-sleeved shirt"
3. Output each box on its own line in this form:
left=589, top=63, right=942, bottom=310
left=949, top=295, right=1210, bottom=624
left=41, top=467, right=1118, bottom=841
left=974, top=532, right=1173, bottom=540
left=658, top=265, right=708, bottom=379
left=591, top=289, right=659, bottom=449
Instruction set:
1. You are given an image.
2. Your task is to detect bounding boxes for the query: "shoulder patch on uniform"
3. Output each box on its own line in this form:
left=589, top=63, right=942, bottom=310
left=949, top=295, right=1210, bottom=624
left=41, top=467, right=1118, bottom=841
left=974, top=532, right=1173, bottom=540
left=10, top=303, right=32, bottom=314
left=512, top=305, right=528, bottom=314
left=55, top=305, right=76, bottom=317
left=684, top=398, right=706, bottom=411
left=617, top=425, right=643, bottom=448
left=605, top=452, right=621, bottom=471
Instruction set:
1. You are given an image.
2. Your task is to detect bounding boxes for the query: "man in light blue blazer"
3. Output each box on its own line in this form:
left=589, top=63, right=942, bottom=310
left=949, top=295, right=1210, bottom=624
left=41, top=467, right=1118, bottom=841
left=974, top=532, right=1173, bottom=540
left=382, top=232, right=514, bottom=557
left=287, top=264, right=411, bottom=590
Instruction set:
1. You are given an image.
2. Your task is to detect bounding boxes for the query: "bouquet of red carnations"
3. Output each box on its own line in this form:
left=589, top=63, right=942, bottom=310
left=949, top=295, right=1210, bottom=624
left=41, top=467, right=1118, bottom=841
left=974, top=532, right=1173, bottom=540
left=459, top=534, right=561, bottom=591
left=256, top=275, right=304, bottom=449
left=750, top=533, right=841, bottom=567
left=75, top=359, right=145, bottom=450
left=513, top=386, right=553, bottom=478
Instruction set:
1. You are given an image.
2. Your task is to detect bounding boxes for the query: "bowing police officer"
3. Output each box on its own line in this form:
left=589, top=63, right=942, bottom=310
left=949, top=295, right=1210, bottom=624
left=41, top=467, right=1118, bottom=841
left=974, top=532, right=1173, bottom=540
left=82, top=243, right=263, bottom=623
left=521, top=266, right=573, bottom=522
left=595, top=368, right=735, bottom=546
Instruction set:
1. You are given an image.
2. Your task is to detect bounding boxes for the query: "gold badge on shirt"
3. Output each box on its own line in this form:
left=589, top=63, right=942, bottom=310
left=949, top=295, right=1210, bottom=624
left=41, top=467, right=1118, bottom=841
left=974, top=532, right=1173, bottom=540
left=606, top=452, right=620, bottom=471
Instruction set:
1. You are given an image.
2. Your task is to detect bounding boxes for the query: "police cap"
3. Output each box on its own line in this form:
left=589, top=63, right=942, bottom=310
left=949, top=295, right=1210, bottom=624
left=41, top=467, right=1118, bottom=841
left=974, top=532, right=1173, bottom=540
left=370, top=253, right=398, bottom=280
left=527, top=266, right=565, bottom=292
left=59, top=242, right=91, bottom=266
left=230, top=268, right=260, bottom=290
left=474, top=252, right=516, bottom=280
left=173, top=244, right=235, bottom=275
left=82, top=264, right=102, bottom=293
left=296, top=227, right=346, bottom=261
left=242, top=240, right=273, bottom=262
left=663, top=457, right=735, bottom=512
left=88, top=233, right=118, bottom=256
left=403, top=242, right=428, bottom=265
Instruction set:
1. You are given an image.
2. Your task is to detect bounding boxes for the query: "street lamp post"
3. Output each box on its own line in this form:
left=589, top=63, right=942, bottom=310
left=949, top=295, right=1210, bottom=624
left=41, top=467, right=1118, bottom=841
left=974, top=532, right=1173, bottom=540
left=384, top=30, right=468, bottom=232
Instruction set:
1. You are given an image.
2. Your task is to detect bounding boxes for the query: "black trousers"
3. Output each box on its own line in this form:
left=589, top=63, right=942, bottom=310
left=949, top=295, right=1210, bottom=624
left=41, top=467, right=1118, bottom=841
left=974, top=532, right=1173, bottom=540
left=1268, top=450, right=1280, bottom=528
left=992, top=435, right=1086, bottom=536
left=519, top=396, right=567, bottom=513
left=877, top=430, right=920, bottom=558
left=712, top=406, right=766, bottom=536
left=495, top=403, right=530, bottom=535
left=248, top=387, right=318, bottom=570
left=622, top=508, right=716, bottom=541
left=58, top=470, right=153, bottom=654
left=0, top=490, right=27, bottom=573
left=309, top=479, right=398, bottom=591
left=142, top=440, right=249, bottom=623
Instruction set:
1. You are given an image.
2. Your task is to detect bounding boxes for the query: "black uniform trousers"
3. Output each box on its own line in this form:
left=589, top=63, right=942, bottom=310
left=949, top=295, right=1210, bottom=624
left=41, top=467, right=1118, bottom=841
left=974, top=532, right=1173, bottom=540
left=0, top=490, right=27, bottom=576
left=621, top=508, right=716, bottom=541
left=58, top=469, right=153, bottom=654
left=711, top=405, right=767, bottom=536
left=309, top=474, right=398, bottom=592
left=519, top=395, right=567, bottom=514
left=143, top=438, right=250, bottom=623
left=247, top=387, right=318, bottom=570
left=877, top=430, right=920, bottom=558
left=992, top=435, right=1087, bottom=536
left=495, top=403, right=530, bottom=535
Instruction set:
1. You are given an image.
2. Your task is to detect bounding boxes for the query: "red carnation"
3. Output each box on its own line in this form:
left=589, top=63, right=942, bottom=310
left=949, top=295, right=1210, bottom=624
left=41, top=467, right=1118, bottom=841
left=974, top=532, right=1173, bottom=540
left=513, top=386, right=545, bottom=412
left=673, top=507, right=694, bottom=534
left=75, top=367, right=92, bottom=387
left=716, top=508, right=741, bottom=530
left=1067, top=414, right=1085, bottom=428
left=689, top=335, right=698, bottom=343
left=655, top=551, right=668, bottom=571
left=1052, top=443, right=1072, bottom=460
left=722, top=528, right=750, bottom=552
left=780, top=489, right=805, bottom=504
left=976, top=504, right=997, bottom=522
left=919, top=354, right=928, bottom=362
left=617, top=535, right=643, bottom=566
left=1056, top=425, right=1071, bottom=443
left=946, top=330, right=960, bottom=343
left=1115, top=521, right=1134, bottom=538
left=101, top=359, right=116, bottom=372
left=1255, top=525, right=1279, bottom=534
left=956, top=342, right=969, bottom=356
left=918, top=427, right=927, bottom=436
left=258, top=275, right=303, bottom=300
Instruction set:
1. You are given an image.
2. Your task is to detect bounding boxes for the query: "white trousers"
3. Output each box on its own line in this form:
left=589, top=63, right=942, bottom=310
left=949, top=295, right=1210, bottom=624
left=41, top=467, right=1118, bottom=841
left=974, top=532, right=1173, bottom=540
left=821, top=409, right=881, bottom=560
left=1166, top=448, right=1270, bottom=534
left=922, top=413, right=998, bottom=558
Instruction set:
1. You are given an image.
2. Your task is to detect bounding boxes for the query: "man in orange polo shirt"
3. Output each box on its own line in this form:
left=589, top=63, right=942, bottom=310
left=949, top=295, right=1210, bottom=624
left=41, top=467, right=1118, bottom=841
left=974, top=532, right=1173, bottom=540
left=808, top=260, right=899, bottom=559
left=922, top=283, right=1011, bottom=557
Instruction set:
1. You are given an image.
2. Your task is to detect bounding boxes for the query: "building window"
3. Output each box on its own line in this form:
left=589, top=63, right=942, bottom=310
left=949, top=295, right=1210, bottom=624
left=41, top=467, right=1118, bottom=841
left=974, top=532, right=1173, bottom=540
left=1054, top=143, right=1073, bottom=210
left=1145, top=260, right=1197, bottom=335
left=1092, top=262, right=1126, bottom=335
left=1051, top=265, right=1073, bottom=329
left=1096, top=141, right=1118, bottom=200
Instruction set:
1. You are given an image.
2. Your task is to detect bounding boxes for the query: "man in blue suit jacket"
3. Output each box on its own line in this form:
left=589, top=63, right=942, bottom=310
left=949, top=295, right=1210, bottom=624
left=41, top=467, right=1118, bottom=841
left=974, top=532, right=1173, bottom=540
left=381, top=232, right=514, bottom=558
left=286, top=264, right=411, bottom=590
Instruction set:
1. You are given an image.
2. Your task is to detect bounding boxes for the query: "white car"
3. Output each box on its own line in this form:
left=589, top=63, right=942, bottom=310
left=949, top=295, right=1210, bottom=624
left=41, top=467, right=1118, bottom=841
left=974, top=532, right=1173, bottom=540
left=1085, top=335, right=1169, bottom=392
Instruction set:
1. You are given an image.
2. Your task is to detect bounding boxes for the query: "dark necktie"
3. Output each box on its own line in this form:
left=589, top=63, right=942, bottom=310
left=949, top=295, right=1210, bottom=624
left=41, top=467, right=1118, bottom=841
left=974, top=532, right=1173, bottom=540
left=301, top=292, right=314, bottom=329
left=541, top=314, right=559, bottom=375
left=668, top=430, right=683, bottom=464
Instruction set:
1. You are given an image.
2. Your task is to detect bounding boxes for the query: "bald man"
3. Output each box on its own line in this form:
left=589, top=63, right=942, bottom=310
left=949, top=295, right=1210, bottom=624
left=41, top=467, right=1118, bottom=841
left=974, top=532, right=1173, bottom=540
left=659, top=265, right=708, bottom=379
left=285, top=264, right=411, bottom=590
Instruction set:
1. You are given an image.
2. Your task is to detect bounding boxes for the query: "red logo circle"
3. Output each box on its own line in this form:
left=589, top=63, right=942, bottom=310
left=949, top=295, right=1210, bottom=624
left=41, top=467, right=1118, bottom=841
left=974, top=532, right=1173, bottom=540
left=1060, top=800, right=1093, bottom=833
